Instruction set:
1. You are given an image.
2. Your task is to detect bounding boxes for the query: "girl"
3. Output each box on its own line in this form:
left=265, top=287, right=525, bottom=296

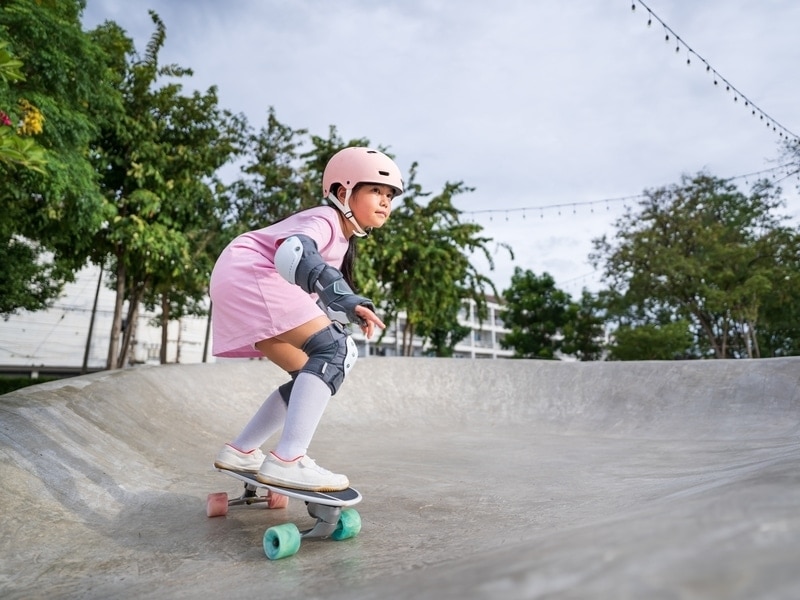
left=210, top=147, right=403, bottom=492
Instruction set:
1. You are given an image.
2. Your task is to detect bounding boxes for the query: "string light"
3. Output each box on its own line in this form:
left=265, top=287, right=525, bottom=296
left=631, top=0, right=800, bottom=142
left=466, top=193, right=643, bottom=219
left=463, top=163, right=797, bottom=220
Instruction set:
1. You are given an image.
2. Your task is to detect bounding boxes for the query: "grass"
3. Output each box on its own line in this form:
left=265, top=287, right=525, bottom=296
left=0, top=376, right=60, bottom=395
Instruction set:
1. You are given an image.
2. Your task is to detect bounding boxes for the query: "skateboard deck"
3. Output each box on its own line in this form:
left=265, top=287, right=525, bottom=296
left=206, top=468, right=363, bottom=560
left=217, top=468, right=362, bottom=506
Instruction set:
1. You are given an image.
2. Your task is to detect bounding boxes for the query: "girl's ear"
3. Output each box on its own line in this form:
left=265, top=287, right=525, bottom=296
left=337, top=185, right=348, bottom=202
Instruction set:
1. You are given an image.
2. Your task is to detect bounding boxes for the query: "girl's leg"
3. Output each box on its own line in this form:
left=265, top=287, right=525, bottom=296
left=273, top=372, right=331, bottom=460
left=254, top=316, right=350, bottom=491
left=255, top=317, right=334, bottom=460
left=229, top=387, right=287, bottom=451
left=214, top=385, right=289, bottom=472
left=214, top=340, right=310, bottom=473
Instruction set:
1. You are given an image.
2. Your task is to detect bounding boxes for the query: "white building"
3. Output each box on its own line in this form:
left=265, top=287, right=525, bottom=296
left=356, top=298, right=512, bottom=359
left=0, top=265, right=512, bottom=377
left=0, top=265, right=210, bottom=375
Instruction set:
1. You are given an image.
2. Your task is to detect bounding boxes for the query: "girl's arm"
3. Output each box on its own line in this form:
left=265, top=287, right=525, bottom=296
left=275, top=234, right=380, bottom=330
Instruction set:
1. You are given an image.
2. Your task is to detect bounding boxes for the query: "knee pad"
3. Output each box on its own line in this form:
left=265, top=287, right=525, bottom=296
left=300, top=323, right=358, bottom=395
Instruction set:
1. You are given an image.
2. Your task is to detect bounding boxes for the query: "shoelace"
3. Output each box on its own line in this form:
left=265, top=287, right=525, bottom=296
left=301, top=456, right=333, bottom=474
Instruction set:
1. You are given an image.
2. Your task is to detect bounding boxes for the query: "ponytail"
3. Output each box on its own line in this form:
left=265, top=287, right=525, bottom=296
left=340, top=236, right=357, bottom=290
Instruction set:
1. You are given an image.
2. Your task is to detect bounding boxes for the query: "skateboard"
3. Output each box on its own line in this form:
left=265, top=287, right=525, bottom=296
left=207, top=468, right=363, bottom=560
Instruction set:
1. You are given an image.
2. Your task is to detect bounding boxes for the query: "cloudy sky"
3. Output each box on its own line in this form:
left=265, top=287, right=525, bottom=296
left=81, top=0, right=800, bottom=295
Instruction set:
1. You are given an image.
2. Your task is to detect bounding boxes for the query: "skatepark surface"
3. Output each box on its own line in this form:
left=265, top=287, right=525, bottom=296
left=1, top=357, right=799, bottom=599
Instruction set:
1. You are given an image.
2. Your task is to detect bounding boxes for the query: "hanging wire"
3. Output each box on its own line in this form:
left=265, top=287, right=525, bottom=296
left=463, top=163, right=795, bottom=220
left=631, top=0, right=800, bottom=141
left=466, top=193, right=643, bottom=219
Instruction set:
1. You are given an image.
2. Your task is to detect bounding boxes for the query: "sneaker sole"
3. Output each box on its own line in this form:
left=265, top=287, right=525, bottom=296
left=214, top=460, right=260, bottom=474
left=255, top=472, right=348, bottom=493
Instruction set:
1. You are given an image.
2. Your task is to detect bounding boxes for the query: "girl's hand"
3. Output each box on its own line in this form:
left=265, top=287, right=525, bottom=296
left=354, top=304, right=385, bottom=339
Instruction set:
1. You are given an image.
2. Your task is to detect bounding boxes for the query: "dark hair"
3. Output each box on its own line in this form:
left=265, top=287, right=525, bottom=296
left=332, top=182, right=361, bottom=291
left=340, top=237, right=357, bottom=290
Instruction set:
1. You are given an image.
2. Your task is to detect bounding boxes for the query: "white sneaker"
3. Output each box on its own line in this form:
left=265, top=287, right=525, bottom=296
left=213, top=444, right=266, bottom=473
left=256, top=453, right=349, bottom=492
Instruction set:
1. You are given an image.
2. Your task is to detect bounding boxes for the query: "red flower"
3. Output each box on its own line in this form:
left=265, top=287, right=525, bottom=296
left=0, top=111, right=11, bottom=127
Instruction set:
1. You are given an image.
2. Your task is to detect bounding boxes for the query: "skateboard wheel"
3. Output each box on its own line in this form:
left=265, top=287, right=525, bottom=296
left=267, top=492, right=289, bottom=509
left=331, top=508, right=361, bottom=541
left=206, top=492, right=229, bottom=518
left=263, top=523, right=301, bottom=560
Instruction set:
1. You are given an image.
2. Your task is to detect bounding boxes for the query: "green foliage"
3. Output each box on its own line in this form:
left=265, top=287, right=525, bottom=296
left=0, top=39, right=53, bottom=313
left=500, top=268, right=572, bottom=359
left=752, top=225, right=800, bottom=356
left=0, top=375, right=59, bottom=395
left=222, top=107, right=308, bottom=235
left=424, top=316, right=472, bottom=358
left=0, top=236, right=62, bottom=314
left=0, top=41, right=48, bottom=172
left=364, top=164, right=510, bottom=356
left=0, top=127, right=47, bottom=173
left=88, top=11, right=239, bottom=366
left=501, top=270, right=605, bottom=361
left=0, top=0, right=115, bottom=316
left=591, top=172, right=800, bottom=358
left=0, top=3, right=516, bottom=366
left=560, top=290, right=606, bottom=361
left=606, top=320, right=694, bottom=361
left=0, top=39, right=23, bottom=82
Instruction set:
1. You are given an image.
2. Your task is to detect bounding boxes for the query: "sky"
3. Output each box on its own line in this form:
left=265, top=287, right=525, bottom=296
left=80, top=0, right=800, bottom=296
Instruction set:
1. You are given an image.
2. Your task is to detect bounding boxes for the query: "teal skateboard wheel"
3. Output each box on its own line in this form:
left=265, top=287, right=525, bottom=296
left=331, top=508, right=361, bottom=541
left=263, top=523, right=301, bottom=560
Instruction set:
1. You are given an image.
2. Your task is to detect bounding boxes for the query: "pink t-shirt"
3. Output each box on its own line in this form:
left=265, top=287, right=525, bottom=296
left=209, top=206, right=349, bottom=357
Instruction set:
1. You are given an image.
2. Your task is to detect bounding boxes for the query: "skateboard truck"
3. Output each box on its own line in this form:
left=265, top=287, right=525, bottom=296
left=303, top=502, right=342, bottom=538
left=228, top=480, right=289, bottom=510
left=229, top=480, right=342, bottom=538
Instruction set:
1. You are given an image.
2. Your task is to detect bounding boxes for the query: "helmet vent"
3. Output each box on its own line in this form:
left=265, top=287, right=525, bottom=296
left=378, top=170, right=390, bottom=176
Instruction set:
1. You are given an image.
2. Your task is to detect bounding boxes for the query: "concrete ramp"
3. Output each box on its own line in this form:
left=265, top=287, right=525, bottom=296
left=1, top=357, right=799, bottom=599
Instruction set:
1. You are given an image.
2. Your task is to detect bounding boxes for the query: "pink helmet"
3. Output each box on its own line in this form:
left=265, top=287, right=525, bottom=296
left=322, top=147, right=404, bottom=237
left=323, top=147, right=404, bottom=199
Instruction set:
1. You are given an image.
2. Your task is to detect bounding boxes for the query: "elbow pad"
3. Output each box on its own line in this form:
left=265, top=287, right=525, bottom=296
left=274, top=234, right=375, bottom=326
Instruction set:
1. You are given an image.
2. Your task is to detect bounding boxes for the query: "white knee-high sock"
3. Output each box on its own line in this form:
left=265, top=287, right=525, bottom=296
left=274, top=373, right=331, bottom=461
left=230, top=388, right=287, bottom=452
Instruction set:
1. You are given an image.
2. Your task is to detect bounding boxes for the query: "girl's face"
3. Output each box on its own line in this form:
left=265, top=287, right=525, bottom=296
left=339, top=183, right=396, bottom=235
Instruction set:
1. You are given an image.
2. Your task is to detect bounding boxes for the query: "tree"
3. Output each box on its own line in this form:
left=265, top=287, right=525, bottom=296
left=364, top=164, right=510, bottom=356
left=606, top=320, right=695, bottom=361
left=222, top=107, right=309, bottom=236
left=422, top=303, right=472, bottom=358
left=500, top=268, right=573, bottom=359
left=769, top=136, right=800, bottom=356
left=89, top=12, right=239, bottom=367
left=753, top=225, right=800, bottom=357
left=591, top=172, right=800, bottom=358
left=560, top=290, right=606, bottom=361
left=0, top=0, right=117, bottom=316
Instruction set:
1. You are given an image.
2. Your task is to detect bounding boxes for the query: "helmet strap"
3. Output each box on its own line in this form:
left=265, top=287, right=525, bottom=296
left=327, top=190, right=368, bottom=238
